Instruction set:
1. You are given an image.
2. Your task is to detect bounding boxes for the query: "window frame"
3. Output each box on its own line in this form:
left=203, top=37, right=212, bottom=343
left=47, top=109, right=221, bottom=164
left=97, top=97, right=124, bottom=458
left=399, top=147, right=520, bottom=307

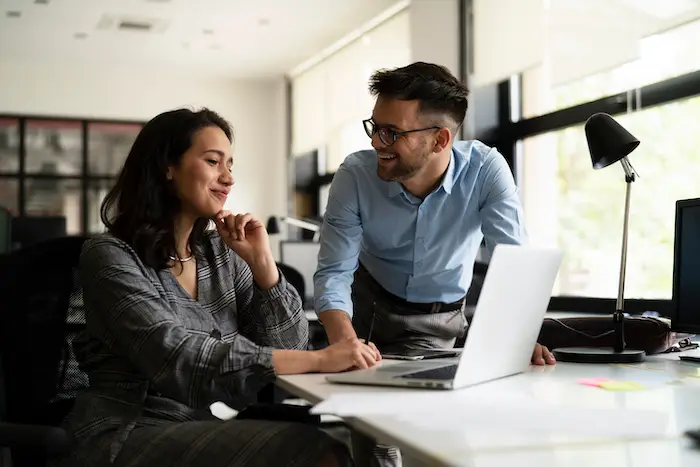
left=0, top=113, right=144, bottom=234
left=491, top=68, right=700, bottom=317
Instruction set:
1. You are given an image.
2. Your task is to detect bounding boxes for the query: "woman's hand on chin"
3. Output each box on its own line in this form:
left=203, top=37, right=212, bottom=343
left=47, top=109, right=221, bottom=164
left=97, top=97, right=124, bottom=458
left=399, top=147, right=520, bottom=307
left=214, top=210, right=279, bottom=289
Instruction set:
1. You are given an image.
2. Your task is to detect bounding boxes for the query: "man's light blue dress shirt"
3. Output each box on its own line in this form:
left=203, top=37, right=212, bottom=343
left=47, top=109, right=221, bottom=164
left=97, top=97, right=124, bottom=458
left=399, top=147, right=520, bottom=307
left=314, top=140, right=527, bottom=318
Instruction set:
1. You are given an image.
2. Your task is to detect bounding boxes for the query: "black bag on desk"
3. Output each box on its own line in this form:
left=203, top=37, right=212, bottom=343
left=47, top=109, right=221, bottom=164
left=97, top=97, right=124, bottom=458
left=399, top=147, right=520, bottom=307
left=538, top=316, right=674, bottom=355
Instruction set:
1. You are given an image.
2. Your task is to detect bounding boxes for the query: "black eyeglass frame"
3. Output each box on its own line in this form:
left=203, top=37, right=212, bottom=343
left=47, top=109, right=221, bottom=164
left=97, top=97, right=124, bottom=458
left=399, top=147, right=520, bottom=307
left=362, top=118, right=441, bottom=146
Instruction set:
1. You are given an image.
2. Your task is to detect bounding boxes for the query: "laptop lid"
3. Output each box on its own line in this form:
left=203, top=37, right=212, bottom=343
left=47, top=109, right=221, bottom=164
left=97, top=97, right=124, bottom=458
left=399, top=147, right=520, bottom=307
left=452, top=244, right=562, bottom=388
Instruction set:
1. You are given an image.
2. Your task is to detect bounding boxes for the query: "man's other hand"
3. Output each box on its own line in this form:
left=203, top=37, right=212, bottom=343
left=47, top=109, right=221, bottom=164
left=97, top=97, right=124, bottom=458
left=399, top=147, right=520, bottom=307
left=531, top=343, right=556, bottom=365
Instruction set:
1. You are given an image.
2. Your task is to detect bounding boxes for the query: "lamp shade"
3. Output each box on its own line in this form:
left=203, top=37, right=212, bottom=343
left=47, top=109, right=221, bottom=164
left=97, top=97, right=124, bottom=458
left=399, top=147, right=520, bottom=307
left=584, top=113, right=640, bottom=169
left=266, top=216, right=280, bottom=234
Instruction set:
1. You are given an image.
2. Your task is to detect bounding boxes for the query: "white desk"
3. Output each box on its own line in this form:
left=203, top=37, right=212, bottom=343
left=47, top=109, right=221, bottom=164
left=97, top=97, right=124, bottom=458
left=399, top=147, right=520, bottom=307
left=277, top=351, right=700, bottom=467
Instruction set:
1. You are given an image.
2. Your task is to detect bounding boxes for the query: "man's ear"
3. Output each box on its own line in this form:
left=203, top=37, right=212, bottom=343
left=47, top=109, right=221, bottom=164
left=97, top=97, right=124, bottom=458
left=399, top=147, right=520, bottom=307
left=433, top=127, right=452, bottom=153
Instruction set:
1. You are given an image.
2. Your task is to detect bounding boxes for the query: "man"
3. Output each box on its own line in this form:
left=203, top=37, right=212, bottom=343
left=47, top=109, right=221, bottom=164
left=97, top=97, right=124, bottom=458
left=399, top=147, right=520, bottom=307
left=314, top=61, right=556, bottom=366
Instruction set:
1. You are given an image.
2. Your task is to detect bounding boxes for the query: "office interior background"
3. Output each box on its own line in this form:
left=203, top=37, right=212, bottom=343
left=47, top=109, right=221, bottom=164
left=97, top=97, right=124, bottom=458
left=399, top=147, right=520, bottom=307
left=1, top=0, right=699, bottom=317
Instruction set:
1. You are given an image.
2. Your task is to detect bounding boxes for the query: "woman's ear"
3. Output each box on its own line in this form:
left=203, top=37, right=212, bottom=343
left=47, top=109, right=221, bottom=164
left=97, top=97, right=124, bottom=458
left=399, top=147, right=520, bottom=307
left=166, top=167, right=173, bottom=181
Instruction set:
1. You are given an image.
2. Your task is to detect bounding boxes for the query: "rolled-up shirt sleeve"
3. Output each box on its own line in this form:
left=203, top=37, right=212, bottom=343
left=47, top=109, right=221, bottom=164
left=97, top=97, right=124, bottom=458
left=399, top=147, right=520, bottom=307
left=313, top=164, right=363, bottom=319
left=79, top=237, right=277, bottom=409
left=478, top=149, right=528, bottom=257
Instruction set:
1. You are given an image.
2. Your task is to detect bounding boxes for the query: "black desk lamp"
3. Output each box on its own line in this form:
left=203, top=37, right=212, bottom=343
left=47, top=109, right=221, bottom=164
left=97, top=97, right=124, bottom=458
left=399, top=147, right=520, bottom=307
left=552, top=113, right=646, bottom=364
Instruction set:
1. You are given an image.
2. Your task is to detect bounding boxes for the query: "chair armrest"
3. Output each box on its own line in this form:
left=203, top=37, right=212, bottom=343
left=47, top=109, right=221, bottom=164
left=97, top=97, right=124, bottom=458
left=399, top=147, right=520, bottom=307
left=0, top=422, right=74, bottom=455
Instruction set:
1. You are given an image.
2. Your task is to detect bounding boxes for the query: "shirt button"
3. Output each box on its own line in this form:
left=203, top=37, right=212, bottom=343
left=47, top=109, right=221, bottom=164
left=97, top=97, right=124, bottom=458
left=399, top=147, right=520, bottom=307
left=210, top=329, right=222, bottom=340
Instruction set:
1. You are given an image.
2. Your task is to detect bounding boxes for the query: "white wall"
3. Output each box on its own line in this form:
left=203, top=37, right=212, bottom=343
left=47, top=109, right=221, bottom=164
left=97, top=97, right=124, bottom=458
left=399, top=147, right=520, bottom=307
left=409, top=0, right=460, bottom=78
left=291, top=10, right=411, bottom=169
left=0, top=60, right=288, bottom=259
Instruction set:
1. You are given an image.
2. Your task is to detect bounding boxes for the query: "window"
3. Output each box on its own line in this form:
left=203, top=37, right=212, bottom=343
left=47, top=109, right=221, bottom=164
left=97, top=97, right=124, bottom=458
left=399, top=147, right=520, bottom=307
left=520, top=95, right=700, bottom=300
left=0, top=118, right=19, bottom=173
left=87, top=178, right=114, bottom=233
left=0, top=178, right=19, bottom=213
left=24, top=177, right=82, bottom=235
left=522, top=16, right=700, bottom=118
left=88, top=122, right=141, bottom=176
left=0, top=115, right=143, bottom=238
left=25, top=120, right=82, bottom=175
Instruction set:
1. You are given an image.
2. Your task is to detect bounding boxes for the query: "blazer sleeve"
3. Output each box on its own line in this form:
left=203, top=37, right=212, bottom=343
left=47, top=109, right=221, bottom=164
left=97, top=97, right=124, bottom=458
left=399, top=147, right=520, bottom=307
left=231, top=250, right=310, bottom=351
left=79, top=236, right=276, bottom=409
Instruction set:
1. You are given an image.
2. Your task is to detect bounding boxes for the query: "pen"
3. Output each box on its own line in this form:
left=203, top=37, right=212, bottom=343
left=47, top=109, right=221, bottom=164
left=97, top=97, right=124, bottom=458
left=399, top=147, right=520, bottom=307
left=364, top=302, right=376, bottom=344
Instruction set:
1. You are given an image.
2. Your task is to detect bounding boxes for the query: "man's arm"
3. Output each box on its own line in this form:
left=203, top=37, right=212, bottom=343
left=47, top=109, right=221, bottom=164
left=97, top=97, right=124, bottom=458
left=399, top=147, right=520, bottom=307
left=314, top=164, right=363, bottom=344
left=478, top=149, right=528, bottom=254
left=478, top=150, right=556, bottom=365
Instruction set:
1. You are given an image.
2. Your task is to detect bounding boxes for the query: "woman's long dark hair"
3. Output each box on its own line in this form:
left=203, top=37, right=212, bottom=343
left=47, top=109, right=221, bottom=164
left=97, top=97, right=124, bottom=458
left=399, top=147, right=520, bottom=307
left=101, top=108, right=233, bottom=269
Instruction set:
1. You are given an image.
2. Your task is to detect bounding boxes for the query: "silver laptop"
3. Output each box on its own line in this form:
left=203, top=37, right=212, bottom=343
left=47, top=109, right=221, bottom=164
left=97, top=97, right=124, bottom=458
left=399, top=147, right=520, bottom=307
left=326, top=244, right=562, bottom=390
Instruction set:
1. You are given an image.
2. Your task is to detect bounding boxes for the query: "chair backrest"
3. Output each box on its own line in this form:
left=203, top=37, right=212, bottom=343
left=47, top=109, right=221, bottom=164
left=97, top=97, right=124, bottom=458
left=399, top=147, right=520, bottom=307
left=277, top=262, right=306, bottom=302
left=0, top=236, right=89, bottom=428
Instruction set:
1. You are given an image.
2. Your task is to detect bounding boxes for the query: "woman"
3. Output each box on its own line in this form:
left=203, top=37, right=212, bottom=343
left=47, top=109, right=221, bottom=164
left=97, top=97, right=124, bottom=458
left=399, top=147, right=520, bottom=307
left=58, top=108, right=380, bottom=467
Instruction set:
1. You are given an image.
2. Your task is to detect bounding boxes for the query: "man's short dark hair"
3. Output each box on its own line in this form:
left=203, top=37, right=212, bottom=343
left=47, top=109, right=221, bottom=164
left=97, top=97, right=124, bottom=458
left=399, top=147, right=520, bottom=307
left=368, top=62, right=469, bottom=127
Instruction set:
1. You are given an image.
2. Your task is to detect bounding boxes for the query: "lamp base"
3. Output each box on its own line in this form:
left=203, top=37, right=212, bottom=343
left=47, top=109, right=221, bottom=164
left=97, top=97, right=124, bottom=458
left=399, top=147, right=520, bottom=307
left=552, top=347, right=646, bottom=364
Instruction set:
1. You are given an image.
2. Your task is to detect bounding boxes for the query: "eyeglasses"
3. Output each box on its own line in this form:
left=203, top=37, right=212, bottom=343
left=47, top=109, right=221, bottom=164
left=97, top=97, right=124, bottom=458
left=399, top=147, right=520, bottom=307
left=362, top=118, right=440, bottom=146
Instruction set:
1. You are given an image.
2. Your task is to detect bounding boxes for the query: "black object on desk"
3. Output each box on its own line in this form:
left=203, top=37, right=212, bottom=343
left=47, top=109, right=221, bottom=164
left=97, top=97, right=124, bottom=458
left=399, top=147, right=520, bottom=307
left=236, top=403, right=320, bottom=425
left=679, top=356, right=700, bottom=364
left=671, top=198, right=700, bottom=335
left=685, top=428, right=700, bottom=444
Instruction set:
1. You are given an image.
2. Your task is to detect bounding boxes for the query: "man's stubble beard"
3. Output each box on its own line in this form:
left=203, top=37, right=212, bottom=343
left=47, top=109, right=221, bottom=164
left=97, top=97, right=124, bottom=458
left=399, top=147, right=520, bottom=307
left=377, top=142, right=430, bottom=182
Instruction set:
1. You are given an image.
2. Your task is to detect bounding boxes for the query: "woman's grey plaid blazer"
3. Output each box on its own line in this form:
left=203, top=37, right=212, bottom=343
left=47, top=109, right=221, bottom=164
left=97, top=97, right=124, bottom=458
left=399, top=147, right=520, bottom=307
left=55, top=232, right=349, bottom=467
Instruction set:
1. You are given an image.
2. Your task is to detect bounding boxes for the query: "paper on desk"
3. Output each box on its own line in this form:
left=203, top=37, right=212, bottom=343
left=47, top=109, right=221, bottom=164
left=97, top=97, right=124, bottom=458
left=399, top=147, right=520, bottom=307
left=310, top=385, right=532, bottom=417
left=311, top=390, right=671, bottom=448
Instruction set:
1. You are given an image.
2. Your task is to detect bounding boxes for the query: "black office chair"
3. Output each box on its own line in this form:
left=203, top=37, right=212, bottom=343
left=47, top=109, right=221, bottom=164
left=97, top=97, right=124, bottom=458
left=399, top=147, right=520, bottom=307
left=0, top=236, right=89, bottom=467
left=277, top=262, right=306, bottom=301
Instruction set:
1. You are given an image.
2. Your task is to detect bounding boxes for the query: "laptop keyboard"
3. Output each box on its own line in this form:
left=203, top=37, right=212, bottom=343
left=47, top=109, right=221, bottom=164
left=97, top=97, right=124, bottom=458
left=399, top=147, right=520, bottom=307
left=399, top=364, right=458, bottom=380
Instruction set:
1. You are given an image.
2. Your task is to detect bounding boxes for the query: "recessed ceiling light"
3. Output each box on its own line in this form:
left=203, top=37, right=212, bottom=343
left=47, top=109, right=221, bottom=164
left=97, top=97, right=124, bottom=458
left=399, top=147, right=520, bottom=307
left=6, top=11, right=21, bottom=18
left=210, top=44, right=221, bottom=51
left=203, top=28, right=214, bottom=35
left=34, top=0, right=50, bottom=4
left=258, top=18, right=270, bottom=26
left=74, top=32, right=88, bottom=39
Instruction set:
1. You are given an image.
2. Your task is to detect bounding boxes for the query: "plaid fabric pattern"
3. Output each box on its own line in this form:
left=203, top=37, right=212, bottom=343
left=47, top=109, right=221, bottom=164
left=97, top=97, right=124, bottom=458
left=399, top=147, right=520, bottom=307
left=55, top=232, right=326, bottom=467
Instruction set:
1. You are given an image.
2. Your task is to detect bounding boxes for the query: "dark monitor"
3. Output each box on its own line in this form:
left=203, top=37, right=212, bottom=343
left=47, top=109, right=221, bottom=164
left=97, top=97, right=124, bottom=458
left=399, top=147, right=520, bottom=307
left=0, top=206, right=11, bottom=254
left=671, top=198, right=700, bottom=334
left=10, top=216, right=67, bottom=250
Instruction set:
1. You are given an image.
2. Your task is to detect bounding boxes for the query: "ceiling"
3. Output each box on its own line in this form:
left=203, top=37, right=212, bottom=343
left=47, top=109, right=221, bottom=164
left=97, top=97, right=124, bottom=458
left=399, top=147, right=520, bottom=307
left=0, top=0, right=403, bottom=78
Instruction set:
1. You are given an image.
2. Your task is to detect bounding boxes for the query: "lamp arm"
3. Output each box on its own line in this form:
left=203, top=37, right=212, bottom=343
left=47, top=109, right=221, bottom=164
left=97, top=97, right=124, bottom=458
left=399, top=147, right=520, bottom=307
left=614, top=156, right=637, bottom=353
left=281, top=217, right=320, bottom=232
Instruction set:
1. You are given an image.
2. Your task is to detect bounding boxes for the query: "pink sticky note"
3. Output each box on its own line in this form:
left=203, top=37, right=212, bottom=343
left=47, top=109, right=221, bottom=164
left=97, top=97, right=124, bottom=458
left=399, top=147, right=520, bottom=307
left=577, top=377, right=611, bottom=387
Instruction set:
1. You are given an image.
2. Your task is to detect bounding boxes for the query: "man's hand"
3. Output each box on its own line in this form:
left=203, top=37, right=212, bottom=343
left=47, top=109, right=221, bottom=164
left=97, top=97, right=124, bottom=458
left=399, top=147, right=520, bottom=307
left=317, top=338, right=379, bottom=373
left=319, top=310, right=381, bottom=362
left=531, top=343, right=556, bottom=365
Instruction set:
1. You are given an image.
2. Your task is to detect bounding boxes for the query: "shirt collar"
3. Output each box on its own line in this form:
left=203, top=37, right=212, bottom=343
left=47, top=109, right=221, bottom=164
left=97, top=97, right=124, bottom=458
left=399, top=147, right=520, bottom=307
left=440, top=148, right=457, bottom=195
